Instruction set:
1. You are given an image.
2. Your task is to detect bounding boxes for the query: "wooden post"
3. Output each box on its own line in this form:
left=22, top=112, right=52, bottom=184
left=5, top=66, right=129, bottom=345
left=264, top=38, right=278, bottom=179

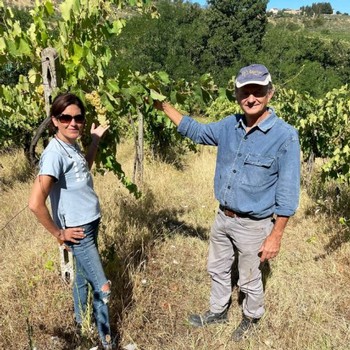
left=59, top=245, right=74, bottom=285
left=42, top=47, right=58, bottom=118
left=29, top=48, right=58, bottom=166
left=133, top=108, right=144, bottom=187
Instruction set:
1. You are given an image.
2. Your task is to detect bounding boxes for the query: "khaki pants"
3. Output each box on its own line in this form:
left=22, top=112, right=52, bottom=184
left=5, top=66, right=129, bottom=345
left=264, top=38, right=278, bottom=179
left=208, top=208, right=274, bottom=319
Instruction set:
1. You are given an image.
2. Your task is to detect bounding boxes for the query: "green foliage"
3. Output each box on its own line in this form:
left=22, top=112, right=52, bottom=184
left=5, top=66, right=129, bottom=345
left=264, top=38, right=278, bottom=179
left=108, top=0, right=350, bottom=99
left=0, top=82, right=45, bottom=153
left=0, top=6, right=32, bottom=86
left=258, top=24, right=347, bottom=97
left=273, top=85, right=350, bottom=183
left=204, top=0, right=268, bottom=85
left=0, top=61, right=31, bottom=86
left=205, top=80, right=350, bottom=184
left=2, top=0, right=350, bottom=189
left=205, top=82, right=241, bottom=120
left=301, top=2, right=333, bottom=16
left=112, top=0, right=270, bottom=87
left=0, top=0, right=155, bottom=195
left=0, top=0, right=217, bottom=195
left=302, top=16, right=326, bottom=28
left=134, top=71, right=216, bottom=160
left=109, top=0, right=207, bottom=82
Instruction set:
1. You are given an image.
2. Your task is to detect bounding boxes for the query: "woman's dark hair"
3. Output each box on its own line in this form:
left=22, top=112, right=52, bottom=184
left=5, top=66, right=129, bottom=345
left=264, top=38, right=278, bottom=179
left=50, top=93, right=85, bottom=118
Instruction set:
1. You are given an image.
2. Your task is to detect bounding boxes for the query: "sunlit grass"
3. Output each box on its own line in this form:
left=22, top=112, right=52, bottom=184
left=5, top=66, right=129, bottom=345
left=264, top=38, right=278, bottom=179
left=1, top=143, right=350, bottom=349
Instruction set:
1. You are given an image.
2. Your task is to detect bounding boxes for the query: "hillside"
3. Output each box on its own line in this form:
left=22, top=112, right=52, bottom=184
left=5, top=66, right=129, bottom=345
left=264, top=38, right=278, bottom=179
left=269, top=14, right=350, bottom=42
left=6, top=0, right=350, bottom=43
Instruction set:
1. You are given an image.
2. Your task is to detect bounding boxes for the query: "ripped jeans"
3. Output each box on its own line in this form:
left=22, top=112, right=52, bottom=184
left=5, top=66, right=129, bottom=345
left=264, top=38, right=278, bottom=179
left=65, top=218, right=111, bottom=346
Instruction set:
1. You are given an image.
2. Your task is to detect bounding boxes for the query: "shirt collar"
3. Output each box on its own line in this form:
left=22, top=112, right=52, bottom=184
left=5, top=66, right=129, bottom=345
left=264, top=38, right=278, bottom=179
left=258, top=107, right=277, bottom=132
left=236, top=107, right=277, bottom=132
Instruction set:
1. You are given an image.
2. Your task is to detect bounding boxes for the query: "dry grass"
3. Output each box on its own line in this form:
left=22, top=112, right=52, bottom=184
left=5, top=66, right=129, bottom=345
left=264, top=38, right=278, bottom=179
left=1, top=142, right=350, bottom=349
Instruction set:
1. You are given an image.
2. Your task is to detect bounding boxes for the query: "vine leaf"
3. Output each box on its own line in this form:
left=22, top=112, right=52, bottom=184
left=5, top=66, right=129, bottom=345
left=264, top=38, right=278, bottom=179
left=150, top=89, right=166, bottom=101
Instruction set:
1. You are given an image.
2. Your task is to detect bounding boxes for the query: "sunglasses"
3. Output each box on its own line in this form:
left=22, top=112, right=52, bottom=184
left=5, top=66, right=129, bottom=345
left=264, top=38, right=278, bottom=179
left=57, top=114, right=85, bottom=124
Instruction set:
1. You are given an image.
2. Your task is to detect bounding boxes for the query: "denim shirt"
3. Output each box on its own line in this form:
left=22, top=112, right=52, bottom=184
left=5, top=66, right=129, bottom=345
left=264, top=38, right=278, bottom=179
left=178, top=108, right=300, bottom=218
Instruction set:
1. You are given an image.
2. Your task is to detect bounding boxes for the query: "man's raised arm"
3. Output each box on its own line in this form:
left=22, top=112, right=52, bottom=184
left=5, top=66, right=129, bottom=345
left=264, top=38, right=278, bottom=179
left=154, top=101, right=184, bottom=126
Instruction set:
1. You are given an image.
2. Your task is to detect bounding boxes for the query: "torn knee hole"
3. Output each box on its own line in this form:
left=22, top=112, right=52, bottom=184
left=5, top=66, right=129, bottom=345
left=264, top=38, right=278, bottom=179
left=101, top=280, right=111, bottom=293
left=101, top=281, right=111, bottom=304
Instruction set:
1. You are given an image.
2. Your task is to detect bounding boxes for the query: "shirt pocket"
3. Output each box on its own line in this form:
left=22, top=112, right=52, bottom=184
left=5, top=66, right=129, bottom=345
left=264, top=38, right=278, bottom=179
left=240, top=154, right=276, bottom=187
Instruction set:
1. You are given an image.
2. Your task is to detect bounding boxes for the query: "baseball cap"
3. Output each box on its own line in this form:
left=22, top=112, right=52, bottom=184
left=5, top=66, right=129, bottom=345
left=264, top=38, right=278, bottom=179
left=235, top=64, right=272, bottom=88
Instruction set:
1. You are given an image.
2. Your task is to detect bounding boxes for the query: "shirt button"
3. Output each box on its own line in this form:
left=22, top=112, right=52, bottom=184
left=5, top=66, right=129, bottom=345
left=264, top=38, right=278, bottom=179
left=228, top=186, right=231, bottom=189
left=244, top=136, right=248, bottom=140
left=238, top=153, right=242, bottom=157
left=233, top=170, right=236, bottom=173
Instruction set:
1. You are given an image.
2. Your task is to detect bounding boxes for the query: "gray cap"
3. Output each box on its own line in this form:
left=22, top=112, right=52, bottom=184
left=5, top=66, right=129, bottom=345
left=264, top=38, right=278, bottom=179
left=235, top=64, right=272, bottom=88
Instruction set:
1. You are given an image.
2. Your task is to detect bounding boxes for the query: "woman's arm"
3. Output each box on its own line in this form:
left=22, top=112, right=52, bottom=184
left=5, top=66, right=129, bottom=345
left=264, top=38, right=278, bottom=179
left=29, top=175, right=63, bottom=241
left=28, top=175, right=85, bottom=243
left=85, top=123, right=110, bottom=169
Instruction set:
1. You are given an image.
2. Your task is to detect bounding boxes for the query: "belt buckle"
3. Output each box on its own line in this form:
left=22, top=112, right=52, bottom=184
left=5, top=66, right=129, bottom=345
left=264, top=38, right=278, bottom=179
left=224, top=209, right=236, bottom=218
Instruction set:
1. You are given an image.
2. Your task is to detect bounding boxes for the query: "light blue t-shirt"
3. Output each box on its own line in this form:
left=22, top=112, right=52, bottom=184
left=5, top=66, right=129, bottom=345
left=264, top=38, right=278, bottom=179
left=39, top=137, right=101, bottom=228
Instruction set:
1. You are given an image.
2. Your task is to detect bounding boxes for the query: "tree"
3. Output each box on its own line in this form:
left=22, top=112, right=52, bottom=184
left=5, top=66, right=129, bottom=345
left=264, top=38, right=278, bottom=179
left=202, top=0, right=268, bottom=85
left=301, top=2, right=333, bottom=16
left=0, top=6, right=32, bottom=86
left=258, top=23, right=349, bottom=97
left=109, top=0, right=207, bottom=82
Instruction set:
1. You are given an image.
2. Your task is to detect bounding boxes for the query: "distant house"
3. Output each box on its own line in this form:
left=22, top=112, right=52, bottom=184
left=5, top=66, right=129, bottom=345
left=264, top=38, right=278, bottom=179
left=268, top=8, right=279, bottom=15
left=283, top=9, right=302, bottom=15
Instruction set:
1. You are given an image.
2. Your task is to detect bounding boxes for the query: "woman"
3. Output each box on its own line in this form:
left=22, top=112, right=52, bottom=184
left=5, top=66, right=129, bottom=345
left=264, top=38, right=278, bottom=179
left=29, top=93, right=113, bottom=349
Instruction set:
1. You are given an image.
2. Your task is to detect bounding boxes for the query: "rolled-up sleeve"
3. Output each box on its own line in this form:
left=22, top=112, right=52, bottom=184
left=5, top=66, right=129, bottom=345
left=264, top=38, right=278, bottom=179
left=275, top=132, right=301, bottom=216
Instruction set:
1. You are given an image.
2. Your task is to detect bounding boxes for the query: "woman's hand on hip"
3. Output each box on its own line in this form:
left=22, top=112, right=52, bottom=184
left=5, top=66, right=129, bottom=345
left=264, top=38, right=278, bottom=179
left=60, top=227, right=86, bottom=243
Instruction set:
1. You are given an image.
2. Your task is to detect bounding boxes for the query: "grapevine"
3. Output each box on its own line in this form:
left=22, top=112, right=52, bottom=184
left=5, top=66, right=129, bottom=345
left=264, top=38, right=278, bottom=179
left=1, top=0, right=350, bottom=190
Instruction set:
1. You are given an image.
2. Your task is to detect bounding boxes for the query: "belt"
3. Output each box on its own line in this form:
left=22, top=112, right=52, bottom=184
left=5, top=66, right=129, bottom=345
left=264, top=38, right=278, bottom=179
left=219, top=205, right=272, bottom=221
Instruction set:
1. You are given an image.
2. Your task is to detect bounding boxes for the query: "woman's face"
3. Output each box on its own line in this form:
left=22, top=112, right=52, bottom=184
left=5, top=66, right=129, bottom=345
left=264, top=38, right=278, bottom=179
left=52, top=104, right=85, bottom=144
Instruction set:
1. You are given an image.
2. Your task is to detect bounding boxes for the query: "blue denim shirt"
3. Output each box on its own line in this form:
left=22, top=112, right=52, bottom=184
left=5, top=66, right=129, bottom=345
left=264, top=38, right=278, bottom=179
left=178, top=108, right=300, bottom=218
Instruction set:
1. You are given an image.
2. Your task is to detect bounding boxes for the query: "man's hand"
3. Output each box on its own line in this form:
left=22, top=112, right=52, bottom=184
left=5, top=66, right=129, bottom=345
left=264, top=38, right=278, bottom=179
left=258, top=216, right=289, bottom=262
left=259, top=234, right=282, bottom=262
left=153, top=101, right=183, bottom=126
left=153, top=100, right=164, bottom=111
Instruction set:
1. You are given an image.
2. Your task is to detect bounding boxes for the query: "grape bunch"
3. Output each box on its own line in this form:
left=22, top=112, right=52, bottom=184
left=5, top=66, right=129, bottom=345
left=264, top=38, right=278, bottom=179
left=85, top=91, right=109, bottom=127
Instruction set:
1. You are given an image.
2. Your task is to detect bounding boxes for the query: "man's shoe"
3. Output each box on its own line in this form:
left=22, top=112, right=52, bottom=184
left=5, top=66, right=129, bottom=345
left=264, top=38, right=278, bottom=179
left=188, top=310, right=228, bottom=327
left=231, top=315, right=259, bottom=342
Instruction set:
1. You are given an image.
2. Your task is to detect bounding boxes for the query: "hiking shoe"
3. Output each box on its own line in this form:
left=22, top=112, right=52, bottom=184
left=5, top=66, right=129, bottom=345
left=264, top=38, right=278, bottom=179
left=231, top=315, right=259, bottom=342
left=188, top=310, right=228, bottom=327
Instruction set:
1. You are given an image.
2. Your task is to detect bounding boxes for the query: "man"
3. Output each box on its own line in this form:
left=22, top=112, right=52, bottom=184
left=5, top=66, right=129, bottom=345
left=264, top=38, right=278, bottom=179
left=155, top=64, right=300, bottom=341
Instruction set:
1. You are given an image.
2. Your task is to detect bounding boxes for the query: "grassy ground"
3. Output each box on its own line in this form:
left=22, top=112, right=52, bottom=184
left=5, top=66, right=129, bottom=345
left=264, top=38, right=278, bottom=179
left=1, top=143, right=350, bottom=349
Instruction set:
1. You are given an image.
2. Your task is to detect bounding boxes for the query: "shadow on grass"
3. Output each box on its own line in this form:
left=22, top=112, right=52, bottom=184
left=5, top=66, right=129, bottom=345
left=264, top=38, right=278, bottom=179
left=97, top=187, right=210, bottom=349
left=304, top=180, right=350, bottom=261
left=230, top=245, right=272, bottom=309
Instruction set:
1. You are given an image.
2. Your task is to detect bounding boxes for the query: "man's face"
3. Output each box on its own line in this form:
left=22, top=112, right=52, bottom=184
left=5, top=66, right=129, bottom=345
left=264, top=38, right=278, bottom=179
left=236, top=84, right=274, bottom=119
